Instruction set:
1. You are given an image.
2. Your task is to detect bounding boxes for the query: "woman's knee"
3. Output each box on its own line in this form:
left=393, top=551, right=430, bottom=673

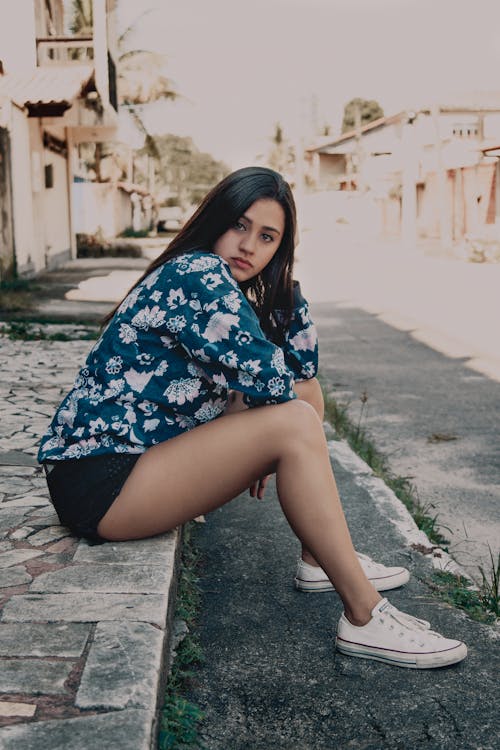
left=278, top=398, right=324, bottom=448
left=294, top=377, right=324, bottom=419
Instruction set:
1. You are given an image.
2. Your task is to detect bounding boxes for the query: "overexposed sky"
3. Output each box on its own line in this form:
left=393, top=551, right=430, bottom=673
left=117, top=0, right=500, bottom=167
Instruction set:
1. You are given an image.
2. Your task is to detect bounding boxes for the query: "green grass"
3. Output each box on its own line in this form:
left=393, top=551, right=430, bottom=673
left=159, top=522, right=205, bottom=750
left=0, top=278, right=40, bottom=312
left=0, top=321, right=99, bottom=341
left=320, top=378, right=499, bottom=621
left=428, top=570, right=497, bottom=624
left=478, top=546, right=500, bottom=617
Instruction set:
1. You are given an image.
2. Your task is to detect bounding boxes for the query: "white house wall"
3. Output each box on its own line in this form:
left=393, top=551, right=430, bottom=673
left=43, top=147, right=71, bottom=268
left=73, top=182, right=132, bottom=237
left=27, top=118, right=48, bottom=273
left=9, top=107, right=37, bottom=274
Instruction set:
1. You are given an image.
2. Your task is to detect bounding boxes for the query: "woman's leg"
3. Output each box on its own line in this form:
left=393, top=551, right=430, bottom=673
left=98, top=399, right=380, bottom=626
left=221, top=377, right=325, bottom=565
left=293, top=379, right=325, bottom=566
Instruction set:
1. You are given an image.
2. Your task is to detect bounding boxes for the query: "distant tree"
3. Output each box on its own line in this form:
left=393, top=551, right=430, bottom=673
left=341, top=98, right=384, bottom=133
left=267, top=122, right=294, bottom=177
left=137, top=134, right=229, bottom=206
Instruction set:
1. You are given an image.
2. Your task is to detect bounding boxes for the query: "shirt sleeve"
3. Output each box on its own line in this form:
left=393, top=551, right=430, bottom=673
left=164, top=254, right=296, bottom=406
left=274, top=281, right=319, bottom=381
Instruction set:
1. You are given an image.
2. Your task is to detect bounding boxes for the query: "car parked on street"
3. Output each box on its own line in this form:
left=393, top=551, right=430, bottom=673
left=157, top=206, right=184, bottom=233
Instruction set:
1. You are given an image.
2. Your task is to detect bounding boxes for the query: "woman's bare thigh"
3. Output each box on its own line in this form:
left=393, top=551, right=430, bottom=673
left=97, top=400, right=316, bottom=541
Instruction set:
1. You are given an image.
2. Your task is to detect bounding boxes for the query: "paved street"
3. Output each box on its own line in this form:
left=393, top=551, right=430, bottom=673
left=0, top=328, right=177, bottom=746
left=0, top=252, right=499, bottom=747
left=188, top=446, right=499, bottom=750
left=32, top=218, right=500, bottom=580
left=294, top=201, right=500, bottom=578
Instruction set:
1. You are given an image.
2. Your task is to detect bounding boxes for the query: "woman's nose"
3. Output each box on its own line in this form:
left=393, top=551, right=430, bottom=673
left=240, top=231, right=257, bottom=254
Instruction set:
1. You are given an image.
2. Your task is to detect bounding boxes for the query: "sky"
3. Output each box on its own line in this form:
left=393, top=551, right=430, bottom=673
left=116, top=0, right=500, bottom=168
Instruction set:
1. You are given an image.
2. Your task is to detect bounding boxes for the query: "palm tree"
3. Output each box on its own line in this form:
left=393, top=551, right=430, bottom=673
left=70, top=1, right=178, bottom=179
left=69, top=0, right=92, bottom=34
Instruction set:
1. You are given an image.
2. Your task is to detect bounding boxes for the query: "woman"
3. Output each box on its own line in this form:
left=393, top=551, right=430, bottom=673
left=38, top=167, right=466, bottom=669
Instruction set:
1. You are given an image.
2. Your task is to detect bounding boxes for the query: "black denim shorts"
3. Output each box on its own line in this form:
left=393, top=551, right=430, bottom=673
left=43, top=453, right=141, bottom=543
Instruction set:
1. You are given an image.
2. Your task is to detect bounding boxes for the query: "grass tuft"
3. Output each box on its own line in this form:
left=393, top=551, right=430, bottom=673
left=478, top=547, right=500, bottom=617
left=428, top=571, right=497, bottom=624
left=0, top=321, right=99, bottom=341
left=159, top=522, right=205, bottom=750
left=0, top=278, right=40, bottom=312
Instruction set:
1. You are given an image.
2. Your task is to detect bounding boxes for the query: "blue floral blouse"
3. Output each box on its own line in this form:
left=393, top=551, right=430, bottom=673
left=38, top=252, right=318, bottom=461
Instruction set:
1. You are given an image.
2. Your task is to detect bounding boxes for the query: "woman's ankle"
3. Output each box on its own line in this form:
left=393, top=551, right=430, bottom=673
left=344, top=594, right=382, bottom=627
left=301, top=548, right=319, bottom=566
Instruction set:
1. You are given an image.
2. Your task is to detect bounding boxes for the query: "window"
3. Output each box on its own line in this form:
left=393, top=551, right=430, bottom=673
left=44, top=164, right=54, bottom=189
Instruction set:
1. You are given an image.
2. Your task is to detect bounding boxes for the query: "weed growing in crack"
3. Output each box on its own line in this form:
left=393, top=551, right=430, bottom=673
left=0, top=279, right=40, bottom=312
left=478, top=546, right=500, bottom=617
left=428, top=571, right=497, bottom=624
left=159, top=522, right=205, bottom=750
left=0, top=321, right=99, bottom=341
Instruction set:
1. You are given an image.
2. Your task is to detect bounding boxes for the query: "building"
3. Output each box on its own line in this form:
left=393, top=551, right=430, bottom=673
left=306, top=95, right=500, bottom=246
left=0, top=0, right=119, bottom=277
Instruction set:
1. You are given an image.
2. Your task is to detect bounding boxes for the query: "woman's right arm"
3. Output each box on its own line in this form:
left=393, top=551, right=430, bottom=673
left=166, top=254, right=297, bottom=406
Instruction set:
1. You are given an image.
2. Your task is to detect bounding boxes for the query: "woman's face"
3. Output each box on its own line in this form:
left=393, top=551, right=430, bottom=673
left=213, top=198, right=285, bottom=282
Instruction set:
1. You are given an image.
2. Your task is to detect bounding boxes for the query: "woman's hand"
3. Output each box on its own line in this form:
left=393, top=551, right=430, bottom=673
left=249, top=474, right=271, bottom=500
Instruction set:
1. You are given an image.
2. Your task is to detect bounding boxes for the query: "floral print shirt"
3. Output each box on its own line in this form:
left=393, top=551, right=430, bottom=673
left=38, top=252, right=318, bottom=461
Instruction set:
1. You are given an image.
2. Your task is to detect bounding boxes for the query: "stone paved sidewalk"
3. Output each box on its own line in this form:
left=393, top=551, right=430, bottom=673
left=0, top=330, right=179, bottom=749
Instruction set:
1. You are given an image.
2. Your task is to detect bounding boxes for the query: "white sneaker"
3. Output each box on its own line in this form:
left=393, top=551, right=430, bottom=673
left=294, top=552, right=410, bottom=593
left=336, top=598, right=467, bottom=669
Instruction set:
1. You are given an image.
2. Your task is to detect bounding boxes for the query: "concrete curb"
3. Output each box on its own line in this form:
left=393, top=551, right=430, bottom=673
left=328, top=437, right=475, bottom=582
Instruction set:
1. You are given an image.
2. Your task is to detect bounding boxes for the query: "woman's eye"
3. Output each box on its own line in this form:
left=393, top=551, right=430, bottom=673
left=235, top=221, right=246, bottom=231
left=262, top=233, right=273, bottom=242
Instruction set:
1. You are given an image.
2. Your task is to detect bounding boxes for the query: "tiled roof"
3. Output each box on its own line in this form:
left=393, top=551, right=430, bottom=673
left=0, top=65, right=94, bottom=109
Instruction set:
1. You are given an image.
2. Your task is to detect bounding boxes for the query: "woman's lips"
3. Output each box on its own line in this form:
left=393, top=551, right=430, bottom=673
left=232, top=257, right=252, bottom=269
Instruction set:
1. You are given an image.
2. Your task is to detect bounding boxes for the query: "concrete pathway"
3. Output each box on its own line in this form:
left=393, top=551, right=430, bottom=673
left=188, top=439, right=499, bottom=750
left=295, top=205, right=500, bottom=383
left=293, top=216, right=500, bottom=579
left=1, top=249, right=498, bottom=747
left=0, top=328, right=179, bottom=748
left=311, top=302, right=500, bottom=581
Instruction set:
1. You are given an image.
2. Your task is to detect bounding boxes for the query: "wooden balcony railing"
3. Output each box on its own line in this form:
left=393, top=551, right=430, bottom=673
left=36, top=36, right=94, bottom=65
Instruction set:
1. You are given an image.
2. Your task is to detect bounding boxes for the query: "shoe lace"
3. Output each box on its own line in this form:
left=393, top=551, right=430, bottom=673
left=357, top=552, right=390, bottom=572
left=383, top=604, right=439, bottom=641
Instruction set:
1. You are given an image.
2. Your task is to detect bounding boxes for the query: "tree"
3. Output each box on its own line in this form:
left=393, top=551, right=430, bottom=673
left=136, top=134, right=229, bottom=206
left=70, top=2, right=178, bottom=180
left=69, top=2, right=177, bottom=103
left=267, top=123, right=294, bottom=178
left=341, top=98, right=384, bottom=133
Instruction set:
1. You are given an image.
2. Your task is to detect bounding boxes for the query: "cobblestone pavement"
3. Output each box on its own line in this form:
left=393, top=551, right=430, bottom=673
left=0, top=329, right=178, bottom=749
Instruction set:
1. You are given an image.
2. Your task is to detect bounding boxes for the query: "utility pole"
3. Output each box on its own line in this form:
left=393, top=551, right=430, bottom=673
left=401, top=111, right=418, bottom=250
left=293, top=96, right=307, bottom=209
left=431, top=103, right=452, bottom=247
left=354, top=101, right=363, bottom=190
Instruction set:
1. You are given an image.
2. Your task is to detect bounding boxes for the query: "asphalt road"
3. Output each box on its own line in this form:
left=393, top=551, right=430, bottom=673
left=187, top=459, right=498, bottom=750
left=294, top=202, right=500, bottom=578
left=311, top=301, right=500, bottom=579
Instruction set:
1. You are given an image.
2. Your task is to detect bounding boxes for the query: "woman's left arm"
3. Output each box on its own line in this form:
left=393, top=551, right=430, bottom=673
left=277, top=281, right=319, bottom=383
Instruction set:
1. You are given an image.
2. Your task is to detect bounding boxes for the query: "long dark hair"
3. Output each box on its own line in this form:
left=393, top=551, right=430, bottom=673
left=102, top=166, right=297, bottom=340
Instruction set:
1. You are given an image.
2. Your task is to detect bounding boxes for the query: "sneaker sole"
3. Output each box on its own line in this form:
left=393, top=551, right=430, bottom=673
left=294, top=568, right=410, bottom=593
left=335, top=638, right=467, bottom=669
